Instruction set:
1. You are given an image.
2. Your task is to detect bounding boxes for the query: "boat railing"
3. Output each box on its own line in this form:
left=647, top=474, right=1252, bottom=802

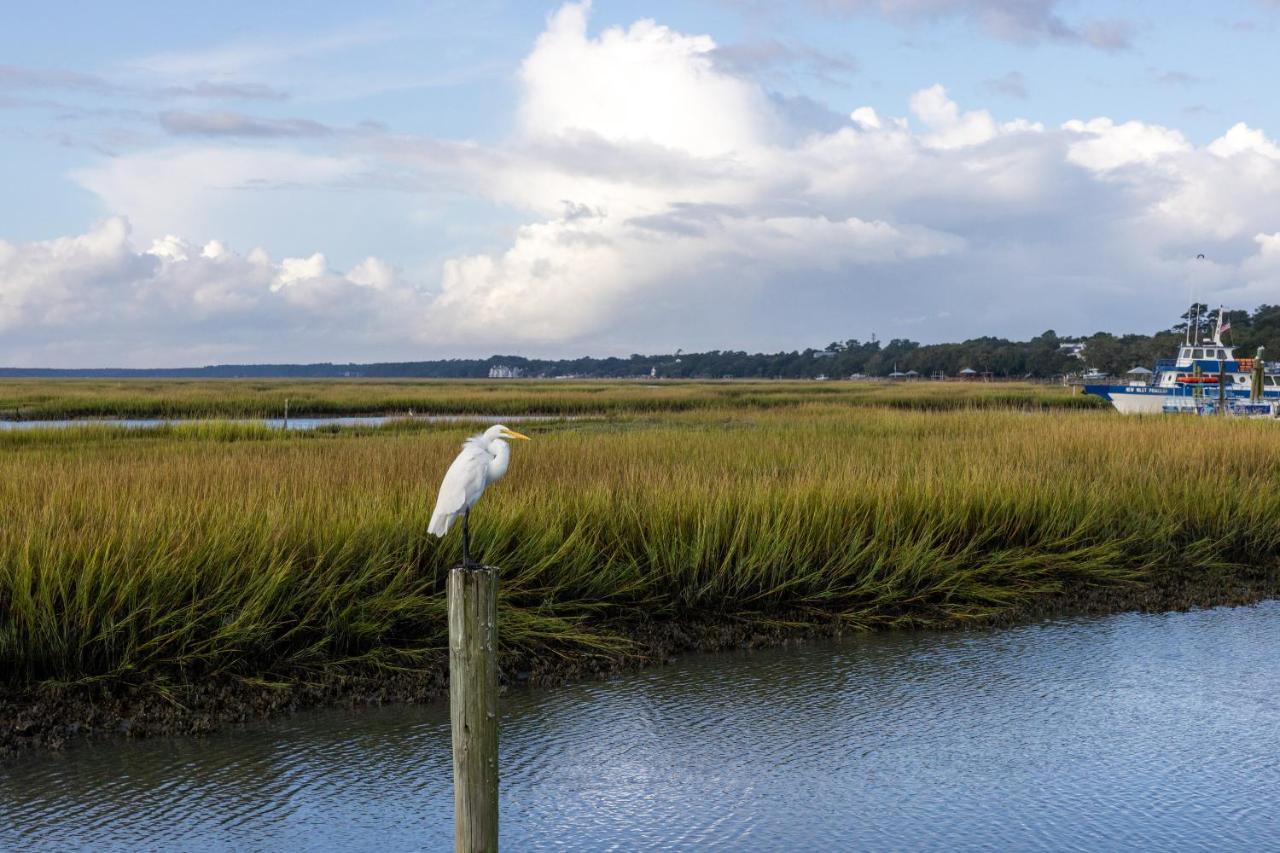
left=1154, top=359, right=1177, bottom=372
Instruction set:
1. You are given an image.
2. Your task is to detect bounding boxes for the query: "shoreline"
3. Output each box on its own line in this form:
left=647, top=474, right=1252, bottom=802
left=4, top=566, right=1277, bottom=759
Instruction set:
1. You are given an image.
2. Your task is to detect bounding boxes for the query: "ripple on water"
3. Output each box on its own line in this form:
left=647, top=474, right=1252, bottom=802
left=4, top=601, right=1280, bottom=851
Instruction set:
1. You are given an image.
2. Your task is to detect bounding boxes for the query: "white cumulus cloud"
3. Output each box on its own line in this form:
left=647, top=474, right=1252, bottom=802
left=0, top=218, right=428, bottom=366
left=410, top=4, right=1280, bottom=352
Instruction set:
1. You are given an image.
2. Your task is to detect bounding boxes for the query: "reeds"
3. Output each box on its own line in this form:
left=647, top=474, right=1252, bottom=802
left=2, top=401, right=1275, bottom=693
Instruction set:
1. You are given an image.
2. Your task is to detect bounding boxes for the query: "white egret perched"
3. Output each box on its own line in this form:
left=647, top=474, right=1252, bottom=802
left=428, top=424, right=531, bottom=566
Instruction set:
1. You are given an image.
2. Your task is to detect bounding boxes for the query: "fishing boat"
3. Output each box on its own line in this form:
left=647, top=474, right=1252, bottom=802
left=1083, top=307, right=1280, bottom=415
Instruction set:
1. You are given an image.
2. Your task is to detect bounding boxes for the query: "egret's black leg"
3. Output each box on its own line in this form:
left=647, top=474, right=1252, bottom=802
left=462, top=508, right=471, bottom=567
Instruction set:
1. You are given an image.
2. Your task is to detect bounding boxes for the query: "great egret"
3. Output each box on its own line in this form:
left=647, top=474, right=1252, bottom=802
left=428, top=424, right=531, bottom=566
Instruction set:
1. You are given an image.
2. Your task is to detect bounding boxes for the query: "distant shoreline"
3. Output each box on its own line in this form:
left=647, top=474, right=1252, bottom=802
left=0, top=321, right=1208, bottom=381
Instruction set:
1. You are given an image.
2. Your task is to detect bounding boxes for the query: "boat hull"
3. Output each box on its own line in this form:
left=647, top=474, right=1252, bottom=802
left=1106, top=391, right=1166, bottom=415
left=1084, top=383, right=1280, bottom=415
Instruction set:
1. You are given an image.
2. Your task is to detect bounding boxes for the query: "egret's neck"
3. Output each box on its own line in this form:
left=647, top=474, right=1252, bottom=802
left=486, top=438, right=510, bottom=483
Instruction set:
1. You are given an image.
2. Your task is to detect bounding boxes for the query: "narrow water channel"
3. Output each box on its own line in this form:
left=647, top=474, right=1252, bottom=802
left=4, top=602, right=1278, bottom=851
left=0, top=414, right=569, bottom=431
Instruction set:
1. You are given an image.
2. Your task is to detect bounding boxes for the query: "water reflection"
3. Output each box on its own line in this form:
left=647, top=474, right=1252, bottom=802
left=4, top=602, right=1279, bottom=851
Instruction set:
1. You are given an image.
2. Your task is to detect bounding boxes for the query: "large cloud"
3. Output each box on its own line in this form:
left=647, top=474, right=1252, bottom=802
left=414, top=2, right=1280, bottom=351
left=0, top=217, right=428, bottom=366
left=12, top=1, right=1280, bottom=365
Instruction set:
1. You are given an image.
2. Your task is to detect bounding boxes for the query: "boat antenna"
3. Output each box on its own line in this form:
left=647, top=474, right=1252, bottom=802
left=1191, top=254, right=1206, bottom=346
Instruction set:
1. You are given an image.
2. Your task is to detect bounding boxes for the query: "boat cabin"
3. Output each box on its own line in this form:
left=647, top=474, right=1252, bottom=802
left=1173, top=345, right=1234, bottom=367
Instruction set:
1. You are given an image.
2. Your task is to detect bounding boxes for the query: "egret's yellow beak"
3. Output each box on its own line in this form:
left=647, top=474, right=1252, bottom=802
left=502, top=428, right=532, bottom=441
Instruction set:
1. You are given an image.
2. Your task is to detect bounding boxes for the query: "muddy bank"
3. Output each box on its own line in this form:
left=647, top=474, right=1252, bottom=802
left=0, top=620, right=806, bottom=758
left=5, top=567, right=1278, bottom=758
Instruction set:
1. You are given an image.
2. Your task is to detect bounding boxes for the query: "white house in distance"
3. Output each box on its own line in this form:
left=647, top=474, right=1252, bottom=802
left=488, top=364, right=524, bottom=378
left=1059, top=342, right=1086, bottom=360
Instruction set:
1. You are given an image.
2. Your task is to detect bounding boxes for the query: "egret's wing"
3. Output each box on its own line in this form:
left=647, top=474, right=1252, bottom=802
left=428, top=440, right=491, bottom=536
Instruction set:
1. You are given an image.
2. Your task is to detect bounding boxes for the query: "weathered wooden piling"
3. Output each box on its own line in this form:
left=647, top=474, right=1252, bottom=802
left=448, top=564, right=499, bottom=852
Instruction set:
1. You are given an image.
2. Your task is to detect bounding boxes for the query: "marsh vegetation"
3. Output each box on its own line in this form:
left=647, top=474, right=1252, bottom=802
left=0, top=377, right=1099, bottom=421
left=2, top=381, right=1277, bottom=753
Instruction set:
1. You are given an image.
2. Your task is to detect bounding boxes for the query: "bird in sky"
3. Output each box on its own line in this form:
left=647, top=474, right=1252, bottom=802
left=429, top=424, right=531, bottom=566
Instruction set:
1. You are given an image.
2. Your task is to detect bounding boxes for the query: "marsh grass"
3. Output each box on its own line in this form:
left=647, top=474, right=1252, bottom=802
left=0, top=378, right=1101, bottom=421
left=2, top=400, right=1277, bottom=694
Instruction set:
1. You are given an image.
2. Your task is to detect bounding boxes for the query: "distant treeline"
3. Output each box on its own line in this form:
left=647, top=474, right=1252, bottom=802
left=5, top=304, right=1279, bottom=380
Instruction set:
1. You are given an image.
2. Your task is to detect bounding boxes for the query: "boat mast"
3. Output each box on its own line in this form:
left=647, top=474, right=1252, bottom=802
left=1191, top=253, right=1206, bottom=348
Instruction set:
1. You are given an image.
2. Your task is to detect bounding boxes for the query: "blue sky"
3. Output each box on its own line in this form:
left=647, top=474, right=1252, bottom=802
left=4, top=1, right=1280, bottom=366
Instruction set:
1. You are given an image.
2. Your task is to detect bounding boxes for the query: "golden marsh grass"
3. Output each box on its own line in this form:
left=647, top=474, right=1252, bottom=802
left=2, top=390, right=1277, bottom=693
left=0, top=378, right=1101, bottom=420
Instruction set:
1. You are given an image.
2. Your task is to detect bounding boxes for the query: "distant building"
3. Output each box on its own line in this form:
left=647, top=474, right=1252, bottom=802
left=959, top=367, right=978, bottom=380
left=813, top=350, right=836, bottom=359
left=1059, top=342, right=1086, bottom=360
left=488, top=364, right=524, bottom=378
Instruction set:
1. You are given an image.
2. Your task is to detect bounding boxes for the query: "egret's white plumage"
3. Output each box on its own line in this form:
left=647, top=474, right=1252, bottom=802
left=429, top=425, right=531, bottom=545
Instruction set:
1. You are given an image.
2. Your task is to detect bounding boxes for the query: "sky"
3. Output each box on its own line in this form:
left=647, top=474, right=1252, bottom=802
left=5, top=1, right=1280, bottom=366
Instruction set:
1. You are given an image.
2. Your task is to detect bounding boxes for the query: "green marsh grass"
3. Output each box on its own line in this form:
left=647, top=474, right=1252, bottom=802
left=1, top=397, right=1277, bottom=694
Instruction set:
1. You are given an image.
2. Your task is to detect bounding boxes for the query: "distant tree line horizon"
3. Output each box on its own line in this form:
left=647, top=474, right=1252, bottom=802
left=6, top=304, right=1280, bottom=381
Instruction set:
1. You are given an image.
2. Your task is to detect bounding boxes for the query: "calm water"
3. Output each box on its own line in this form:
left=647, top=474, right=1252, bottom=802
left=4, top=602, right=1280, bottom=851
left=0, top=414, right=566, bottom=431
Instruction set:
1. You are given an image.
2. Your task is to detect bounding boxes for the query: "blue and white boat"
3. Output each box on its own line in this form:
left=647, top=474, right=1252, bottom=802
left=1084, top=308, right=1280, bottom=415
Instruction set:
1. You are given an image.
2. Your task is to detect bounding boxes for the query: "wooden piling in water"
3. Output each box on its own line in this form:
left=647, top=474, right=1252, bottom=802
left=448, top=564, right=499, bottom=852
